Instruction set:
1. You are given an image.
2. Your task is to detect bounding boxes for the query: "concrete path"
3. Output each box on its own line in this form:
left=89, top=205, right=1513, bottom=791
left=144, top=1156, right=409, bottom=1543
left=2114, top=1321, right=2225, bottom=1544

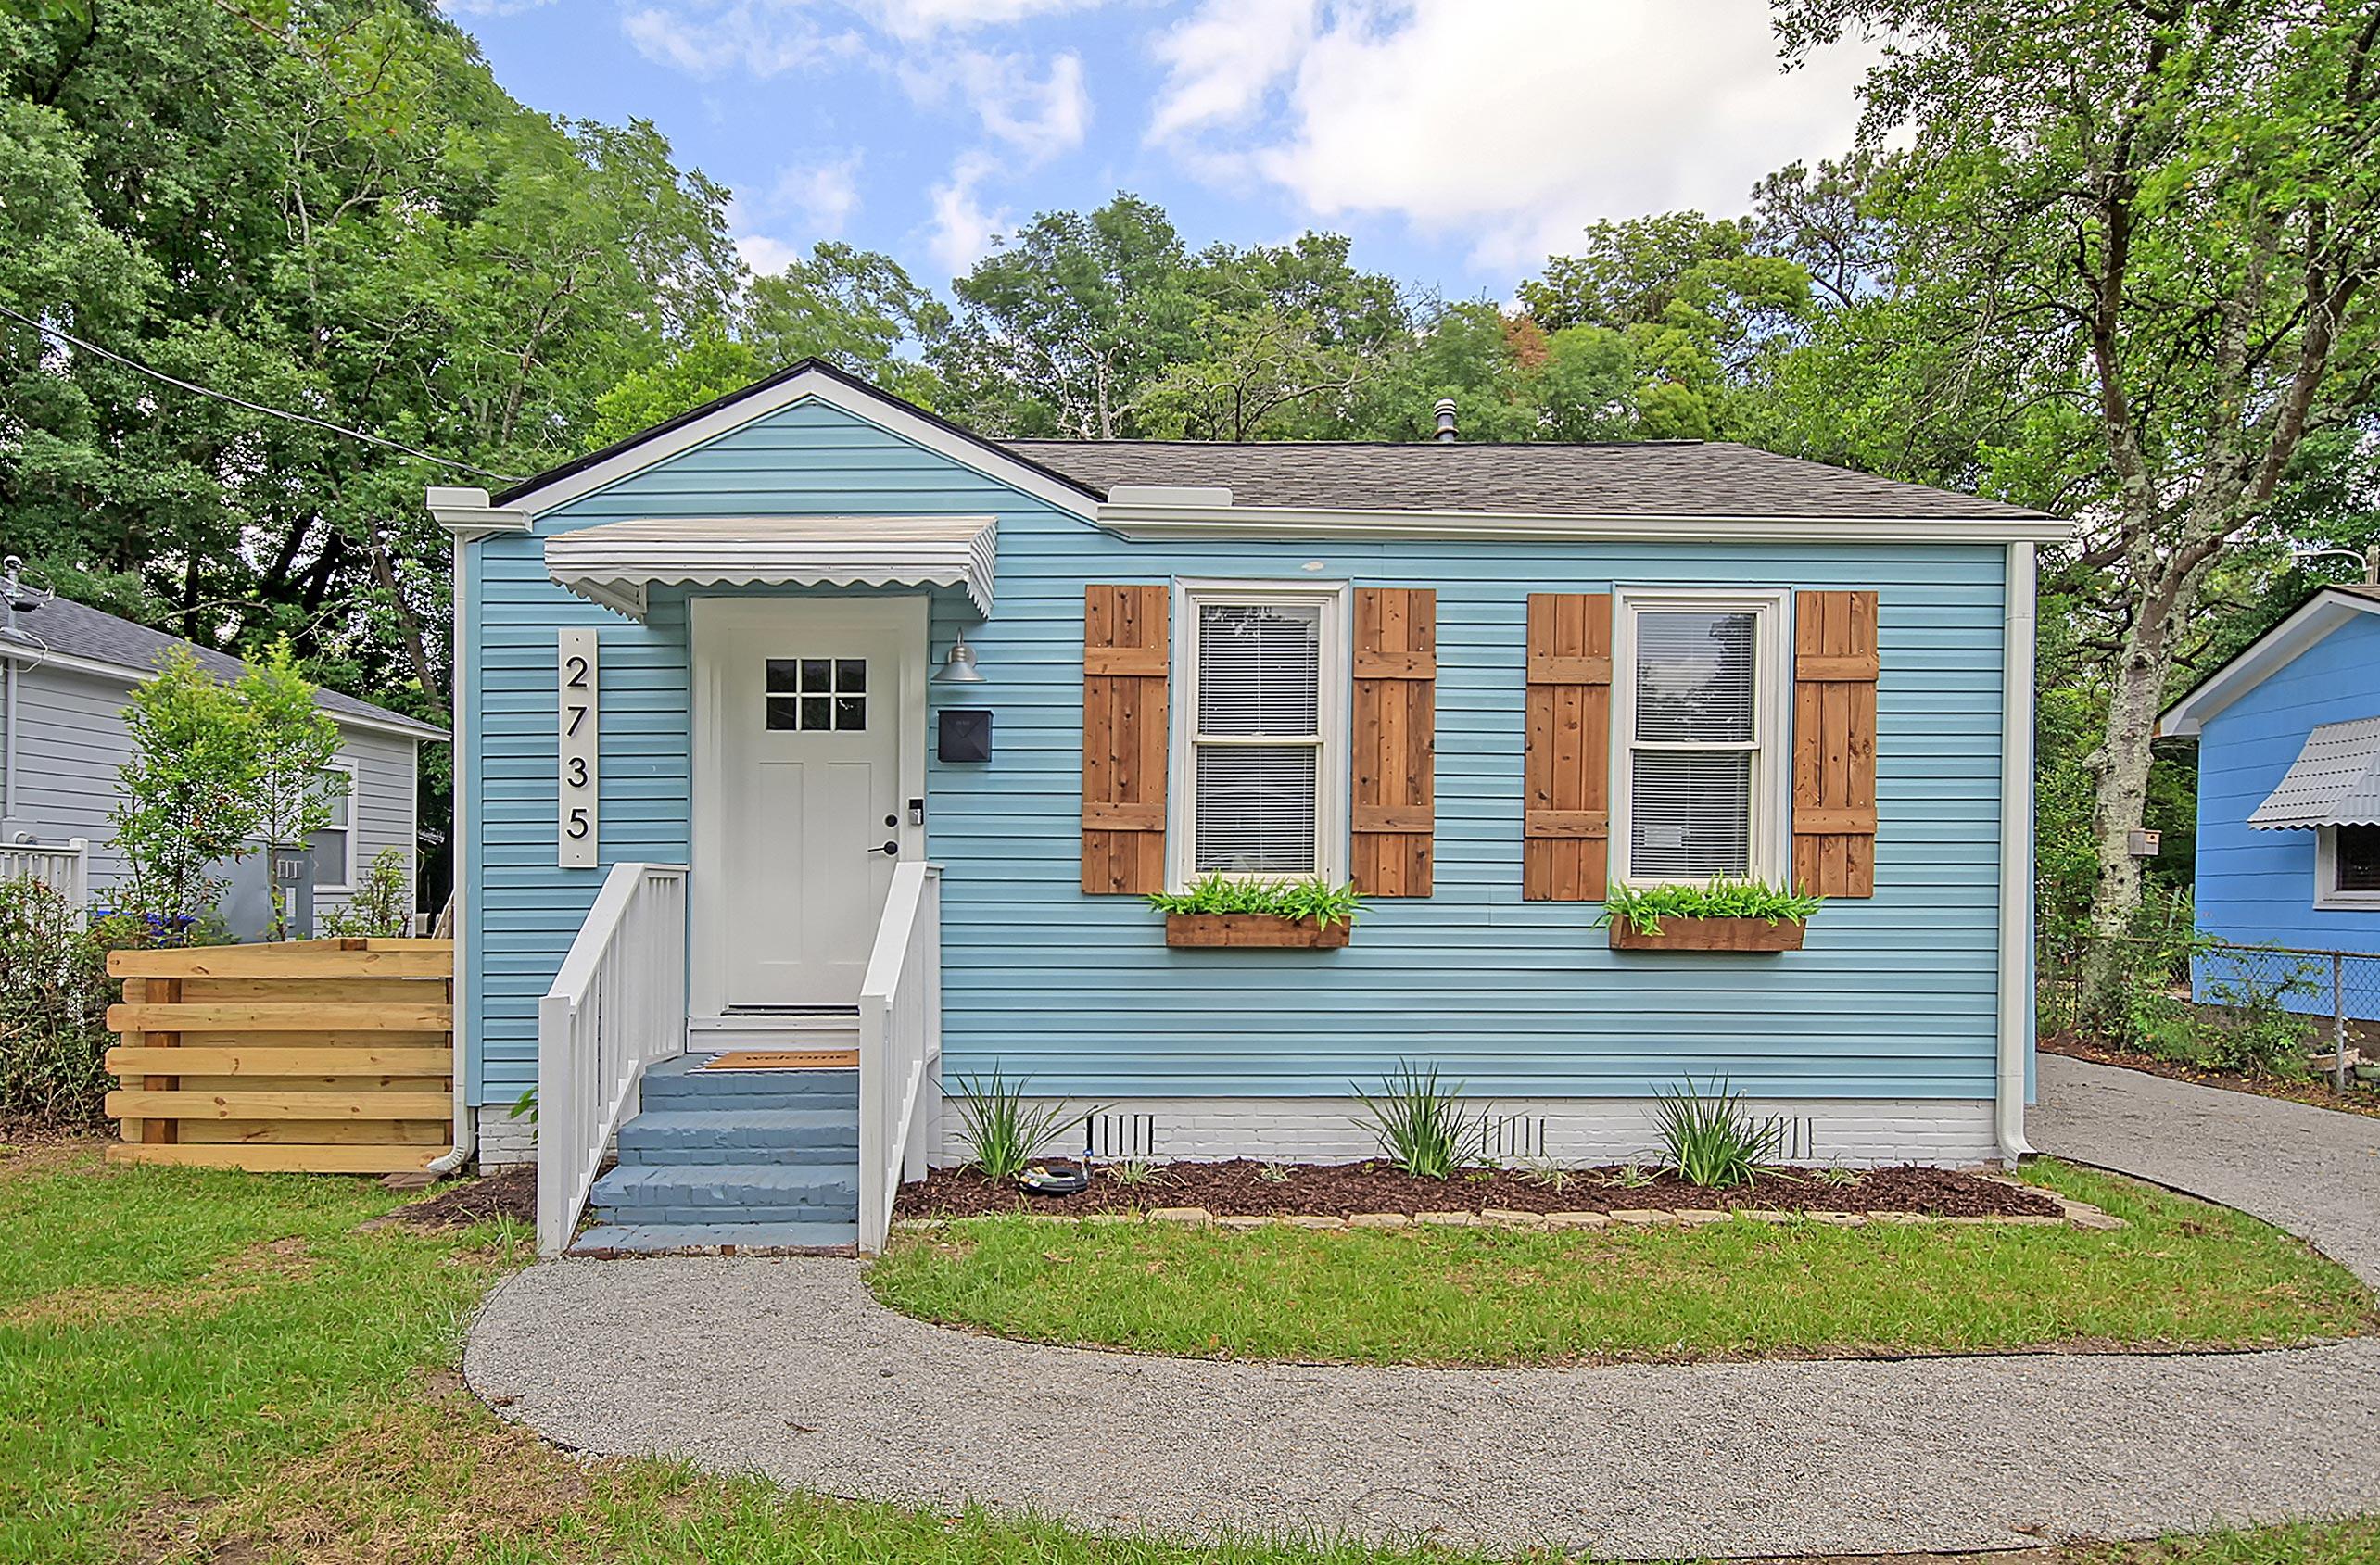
left=2032, top=1051, right=2380, bottom=1285
left=465, top=1061, right=2380, bottom=1559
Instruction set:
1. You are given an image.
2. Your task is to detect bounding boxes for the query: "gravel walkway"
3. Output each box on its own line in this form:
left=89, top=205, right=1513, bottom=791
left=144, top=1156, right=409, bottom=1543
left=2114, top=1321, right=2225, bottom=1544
left=2033, top=1052, right=2380, bottom=1285
left=464, top=1060, right=2380, bottom=1559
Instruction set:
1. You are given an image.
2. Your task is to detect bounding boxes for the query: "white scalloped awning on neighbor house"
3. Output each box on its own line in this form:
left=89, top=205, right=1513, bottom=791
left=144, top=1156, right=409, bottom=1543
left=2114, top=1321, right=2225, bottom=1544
left=2249, top=715, right=2380, bottom=829
left=543, top=516, right=995, bottom=620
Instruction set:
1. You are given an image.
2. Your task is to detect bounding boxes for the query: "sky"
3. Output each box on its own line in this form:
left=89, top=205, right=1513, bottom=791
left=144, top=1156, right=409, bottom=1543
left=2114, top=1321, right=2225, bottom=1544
left=442, top=0, right=1884, bottom=299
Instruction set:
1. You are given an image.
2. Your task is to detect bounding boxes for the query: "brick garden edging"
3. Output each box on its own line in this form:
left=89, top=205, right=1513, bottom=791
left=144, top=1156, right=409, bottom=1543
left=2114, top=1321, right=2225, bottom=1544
left=891, top=1184, right=2128, bottom=1235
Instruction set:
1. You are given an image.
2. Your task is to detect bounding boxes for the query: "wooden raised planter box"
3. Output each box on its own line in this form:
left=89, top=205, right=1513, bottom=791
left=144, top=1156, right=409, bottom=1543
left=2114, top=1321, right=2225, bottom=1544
left=1166, top=914, right=1351, bottom=949
left=1607, top=917, right=1805, bottom=953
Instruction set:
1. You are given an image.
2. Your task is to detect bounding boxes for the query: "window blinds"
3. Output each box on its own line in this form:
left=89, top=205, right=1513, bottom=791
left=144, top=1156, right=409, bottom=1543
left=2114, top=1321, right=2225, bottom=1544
left=1194, top=602, right=1323, bottom=874
left=1629, top=610, right=1758, bottom=879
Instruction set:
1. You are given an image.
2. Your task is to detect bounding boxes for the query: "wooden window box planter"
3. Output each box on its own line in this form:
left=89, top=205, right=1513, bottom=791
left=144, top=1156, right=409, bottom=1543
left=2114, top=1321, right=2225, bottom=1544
left=1607, top=917, right=1805, bottom=953
left=1165, top=914, right=1352, bottom=949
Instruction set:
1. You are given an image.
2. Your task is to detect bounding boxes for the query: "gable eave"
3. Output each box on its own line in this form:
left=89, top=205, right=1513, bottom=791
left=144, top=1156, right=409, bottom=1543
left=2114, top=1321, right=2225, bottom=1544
left=2158, top=587, right=2380, bottom=738
left=489, top=360, right=1104, bottom=523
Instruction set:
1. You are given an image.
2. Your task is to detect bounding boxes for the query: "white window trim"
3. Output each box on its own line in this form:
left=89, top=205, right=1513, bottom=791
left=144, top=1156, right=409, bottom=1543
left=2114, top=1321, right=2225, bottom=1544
left=2314, top=825, right=2380, bottom=911
left=1166, top=578, right=1351, bottom=890
left=1608, top=587, right=1794, bottom=888
left=315, top=761, right=359, bottom=893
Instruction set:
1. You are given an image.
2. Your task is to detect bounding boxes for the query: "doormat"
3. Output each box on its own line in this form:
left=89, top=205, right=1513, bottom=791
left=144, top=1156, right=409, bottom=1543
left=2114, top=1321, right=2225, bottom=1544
left=699, top=1049, right=859, bottom=1071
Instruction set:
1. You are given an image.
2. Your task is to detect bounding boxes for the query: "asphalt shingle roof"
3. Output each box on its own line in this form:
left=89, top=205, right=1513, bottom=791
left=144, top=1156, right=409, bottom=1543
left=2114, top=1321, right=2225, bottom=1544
left=1000, top=438, right=2053, bottom=523
left=0, top=593, right=447, bottom=739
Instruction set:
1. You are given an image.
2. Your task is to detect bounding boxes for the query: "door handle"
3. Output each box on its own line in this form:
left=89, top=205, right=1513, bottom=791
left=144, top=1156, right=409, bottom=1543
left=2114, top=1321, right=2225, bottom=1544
left=873, top=839, right=899, bottom=857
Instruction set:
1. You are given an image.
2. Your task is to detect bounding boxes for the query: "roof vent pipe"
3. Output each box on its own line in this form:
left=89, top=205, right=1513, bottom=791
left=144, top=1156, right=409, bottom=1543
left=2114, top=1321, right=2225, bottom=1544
left=1433, top=398, right=1458, bottom=443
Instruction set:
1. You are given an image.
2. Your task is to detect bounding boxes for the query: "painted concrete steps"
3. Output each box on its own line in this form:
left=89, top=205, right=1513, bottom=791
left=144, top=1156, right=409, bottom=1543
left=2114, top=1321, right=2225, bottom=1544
left=574, top=1218, right=858, bottom=1255
left=589, top=1159, right=859, bottom=1217
left=639, top=1057, right=858, bottom=1111
left=614, top=1107, right=858, bottom=1164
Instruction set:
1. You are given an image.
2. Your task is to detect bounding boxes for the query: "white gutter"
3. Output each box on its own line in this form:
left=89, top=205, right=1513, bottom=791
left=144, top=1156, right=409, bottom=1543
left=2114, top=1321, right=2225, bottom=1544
left=424, top=515, right=476, bottom=1179
left=1095, top=501, right=2074, bottom=547
left=1995, top=540, right=2038, bottom=1166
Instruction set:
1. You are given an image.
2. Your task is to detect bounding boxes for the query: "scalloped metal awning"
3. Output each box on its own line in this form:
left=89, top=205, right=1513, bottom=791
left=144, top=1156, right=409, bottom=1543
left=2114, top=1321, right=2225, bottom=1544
left=2249, top=715, right=2380, bottom=829
left=543, top=516, right=995, bottom=621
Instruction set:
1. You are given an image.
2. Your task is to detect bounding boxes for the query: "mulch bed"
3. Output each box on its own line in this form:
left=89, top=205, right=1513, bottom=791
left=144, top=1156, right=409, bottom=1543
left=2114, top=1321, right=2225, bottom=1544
left=2044, top=1033, right=2380, bottom=1120
left=388, top=1165, right=537, bottom=1229
left=894, top=1159, right=2060, bottom=1220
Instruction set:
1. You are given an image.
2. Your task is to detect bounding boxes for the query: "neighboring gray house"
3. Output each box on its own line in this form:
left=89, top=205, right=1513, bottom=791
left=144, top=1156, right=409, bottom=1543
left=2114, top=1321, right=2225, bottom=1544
left=0, top=585, right=446, bottom=934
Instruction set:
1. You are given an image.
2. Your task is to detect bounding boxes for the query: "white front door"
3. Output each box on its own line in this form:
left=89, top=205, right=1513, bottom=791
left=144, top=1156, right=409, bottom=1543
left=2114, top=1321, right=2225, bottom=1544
left=693, top=599, right=922, bottom=1011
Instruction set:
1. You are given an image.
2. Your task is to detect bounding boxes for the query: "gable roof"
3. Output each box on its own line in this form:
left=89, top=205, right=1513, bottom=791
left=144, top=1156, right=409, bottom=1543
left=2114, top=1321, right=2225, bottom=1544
left=0, top=593, right=448, bottom=741
left=2158, top=584, right=2380, bottom=738
left=1003, top=438, right=2054, bottom=523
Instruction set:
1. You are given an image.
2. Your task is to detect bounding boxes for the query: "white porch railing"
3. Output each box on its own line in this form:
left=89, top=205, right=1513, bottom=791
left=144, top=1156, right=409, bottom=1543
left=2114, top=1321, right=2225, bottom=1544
left=0, top=838, right=89, bottom=913
left=858, top=861, right=942, bottom=1253
left=537, top=862, right=689, bottom=1255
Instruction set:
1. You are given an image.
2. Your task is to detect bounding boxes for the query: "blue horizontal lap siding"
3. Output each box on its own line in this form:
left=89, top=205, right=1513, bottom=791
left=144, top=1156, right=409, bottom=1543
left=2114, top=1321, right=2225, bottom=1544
left=464, top=398, right=2009, bottom=1106
left=2192, top=613, right=2380, bottom=1019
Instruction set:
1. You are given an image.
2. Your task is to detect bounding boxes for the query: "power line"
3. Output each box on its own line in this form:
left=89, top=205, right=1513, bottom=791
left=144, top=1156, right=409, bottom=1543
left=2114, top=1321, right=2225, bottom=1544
left=0, top=301, right=523, bottom=484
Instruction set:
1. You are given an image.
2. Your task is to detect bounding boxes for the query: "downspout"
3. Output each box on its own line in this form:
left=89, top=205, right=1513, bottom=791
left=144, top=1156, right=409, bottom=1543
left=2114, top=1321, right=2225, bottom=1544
left=1995, top=540, right=2038, bottom=1165
left=425, top=531, right=475, bottom=1179
left=3, top=556, right=25, bottom=831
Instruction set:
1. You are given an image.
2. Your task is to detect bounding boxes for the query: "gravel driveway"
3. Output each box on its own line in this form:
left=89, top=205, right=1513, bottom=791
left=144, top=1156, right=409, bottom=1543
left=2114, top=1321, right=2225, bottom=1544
left=463, top=1059, right=2380, bottom=1559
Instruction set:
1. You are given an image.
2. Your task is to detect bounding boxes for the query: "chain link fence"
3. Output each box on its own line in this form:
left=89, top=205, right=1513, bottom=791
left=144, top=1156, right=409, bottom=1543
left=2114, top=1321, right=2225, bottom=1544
left=2039, top=932, right=2380, bottom=1092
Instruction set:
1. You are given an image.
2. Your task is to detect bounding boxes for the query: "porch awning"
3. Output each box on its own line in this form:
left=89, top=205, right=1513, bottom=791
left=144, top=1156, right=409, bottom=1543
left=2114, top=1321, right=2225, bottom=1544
left=543, top=515, right=996, bottom=620
left=2248, top=715, right=2380, bottom=829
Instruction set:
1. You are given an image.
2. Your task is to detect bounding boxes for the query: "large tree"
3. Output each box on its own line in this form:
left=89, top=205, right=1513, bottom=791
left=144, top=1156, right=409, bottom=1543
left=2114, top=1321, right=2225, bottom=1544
left=1778, top=0, right=2380, bottom=966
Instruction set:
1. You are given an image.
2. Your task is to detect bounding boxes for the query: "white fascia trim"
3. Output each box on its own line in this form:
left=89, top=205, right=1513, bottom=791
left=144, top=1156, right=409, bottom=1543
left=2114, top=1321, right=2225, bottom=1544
left=1097, top=503, right=2073, bottom=546
left=1996, top=540, right=2038, bottom=1166
left=488, top=371, right=1102, bottom=524
left=427, top=486, right=532, bottom=542
left=2159, top=590, right=2380, bottom=738
left=12, top=645, right=446, bottom=742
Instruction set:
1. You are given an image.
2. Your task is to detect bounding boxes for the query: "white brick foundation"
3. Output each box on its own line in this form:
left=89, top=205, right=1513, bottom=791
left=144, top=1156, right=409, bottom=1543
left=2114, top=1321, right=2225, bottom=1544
left=934, top=1096, right=2000, bottom=1169
left=474, top=1105, right=538, bottom=1170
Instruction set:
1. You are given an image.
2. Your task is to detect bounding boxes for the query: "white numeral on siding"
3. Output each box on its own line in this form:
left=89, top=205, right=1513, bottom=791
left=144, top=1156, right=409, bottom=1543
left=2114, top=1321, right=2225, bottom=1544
left=558, top=630, right=599, bottom=867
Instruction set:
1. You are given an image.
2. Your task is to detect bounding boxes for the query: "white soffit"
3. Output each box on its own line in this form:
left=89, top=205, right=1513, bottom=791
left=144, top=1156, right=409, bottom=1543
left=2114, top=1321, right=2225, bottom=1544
left=544, top=516, right=996, bottom=620
left=2160, top=588, right=2380, bottom=737
left=2249, top=715, right=2380, bottom=829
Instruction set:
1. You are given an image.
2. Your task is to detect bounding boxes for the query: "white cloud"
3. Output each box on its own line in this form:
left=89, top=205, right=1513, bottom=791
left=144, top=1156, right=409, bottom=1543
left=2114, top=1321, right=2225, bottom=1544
left=1151, top=0, right=1879, bottom=272
left=1146, top=0, right=1316, bottom=142
left=922, top=151, right=1008, bottom=276
left=770, top=154, right=865, bottom=236
left=620, top=1, right=860, bottom=78
left=862, top=0, right=1100, bottom=37
left=438, top=0, right=556, bottom=17
left=904, top=48, right=1091, bottom=160
left=734, top=233, right=808, bottom=273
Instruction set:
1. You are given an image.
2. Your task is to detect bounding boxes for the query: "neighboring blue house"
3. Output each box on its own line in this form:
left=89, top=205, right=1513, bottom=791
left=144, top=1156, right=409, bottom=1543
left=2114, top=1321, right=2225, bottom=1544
left=426, top=361, right=2068, bottom=1255
left=2159, top=583, right=2380, bottom=1017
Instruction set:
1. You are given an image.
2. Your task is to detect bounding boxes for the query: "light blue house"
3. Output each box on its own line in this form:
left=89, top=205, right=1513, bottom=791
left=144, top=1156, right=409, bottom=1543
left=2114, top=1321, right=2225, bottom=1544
left=2158, top=583, right=2380, bottom=1016
left=426, top=362, right=2067, bottom=1255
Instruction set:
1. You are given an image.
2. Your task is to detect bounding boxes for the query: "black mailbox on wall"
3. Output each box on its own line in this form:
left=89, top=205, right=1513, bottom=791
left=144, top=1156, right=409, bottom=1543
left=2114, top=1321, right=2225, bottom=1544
left=938, top=708, right=994, bottom=763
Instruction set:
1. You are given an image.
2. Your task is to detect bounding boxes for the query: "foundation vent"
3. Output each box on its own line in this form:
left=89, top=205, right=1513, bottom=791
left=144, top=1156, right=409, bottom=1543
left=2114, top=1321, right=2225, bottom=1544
left=1765, top=1115, right=1817, bottom=1162
left=1084, top=1112, right=1159, bottom=1160
left=1484, top=1113, right=1548, bottom=1163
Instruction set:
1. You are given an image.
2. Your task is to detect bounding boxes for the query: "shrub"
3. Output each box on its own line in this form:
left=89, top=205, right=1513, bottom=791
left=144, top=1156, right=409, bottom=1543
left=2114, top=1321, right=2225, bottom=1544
left=1350, top=1061, right=1487, bottom=1179
left=1602, top=879, right=1824, bottom=935
left=322, top=848, right=416, bottom=938
left=1649, top=1075, right=1783, bottom=1188
left=951, top=1069, right=1097, bottom=1183
left=0, top=878, right=137, bottom=1128
left=2197, top=954, right=2319, bottom=1078
left=1146, top=875, right=1364, bottom=928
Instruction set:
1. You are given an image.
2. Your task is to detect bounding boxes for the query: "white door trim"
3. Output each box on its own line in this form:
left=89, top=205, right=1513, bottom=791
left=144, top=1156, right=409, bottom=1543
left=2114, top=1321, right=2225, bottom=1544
left=690, top=595, right=930, bottom=1017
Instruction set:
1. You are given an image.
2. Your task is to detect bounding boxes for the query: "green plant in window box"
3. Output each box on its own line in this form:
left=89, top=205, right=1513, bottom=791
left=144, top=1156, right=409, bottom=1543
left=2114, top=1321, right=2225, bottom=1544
left=1148, top=875, right=1364, bottom=946
left=1601, top=879, right=1825, bottom=935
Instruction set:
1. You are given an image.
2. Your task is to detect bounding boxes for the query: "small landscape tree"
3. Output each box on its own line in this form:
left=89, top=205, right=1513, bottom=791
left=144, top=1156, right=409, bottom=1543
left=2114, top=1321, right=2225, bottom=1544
left=111, top=651, right=260, bottom=940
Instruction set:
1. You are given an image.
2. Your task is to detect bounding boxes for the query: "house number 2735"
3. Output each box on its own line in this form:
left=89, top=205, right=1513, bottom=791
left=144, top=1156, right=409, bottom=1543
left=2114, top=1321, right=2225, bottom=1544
left=557, top=629, right=599, bottom=867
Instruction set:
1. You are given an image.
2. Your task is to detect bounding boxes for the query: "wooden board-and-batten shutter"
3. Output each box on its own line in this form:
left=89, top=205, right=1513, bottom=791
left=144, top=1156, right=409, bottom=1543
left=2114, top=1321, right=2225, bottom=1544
left=1350, top=588, right=1437, bottom=896
left=1792, top=589, right=1880, bottom=898
left=1522, top=593, right=1613, bottom=900
left=1082, top=584, right=1169, bottom=894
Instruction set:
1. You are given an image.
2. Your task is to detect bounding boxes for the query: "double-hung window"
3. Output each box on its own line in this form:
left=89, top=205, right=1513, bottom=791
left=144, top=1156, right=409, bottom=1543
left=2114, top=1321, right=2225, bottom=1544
left=2317, top=825, right=2380, bottom=910
left=1173, top=584, right=1345, bottom=883
left=1612, top=589, right=1791, bottom=885
left=310, top=763, right=358, bottom=892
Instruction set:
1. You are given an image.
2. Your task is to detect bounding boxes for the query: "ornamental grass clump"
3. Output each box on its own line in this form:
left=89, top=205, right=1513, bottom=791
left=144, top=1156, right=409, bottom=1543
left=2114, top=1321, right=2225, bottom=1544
left=1351, top=1061, right=1488, bottom=1180
left=1146, top=874, right=1364, bottom=928
left=1602, top=879, right=1824, bottom=935
left=1651, top=1075, right=1785, bottom=1189
left=952, top=1069, right=1098, bottom=1184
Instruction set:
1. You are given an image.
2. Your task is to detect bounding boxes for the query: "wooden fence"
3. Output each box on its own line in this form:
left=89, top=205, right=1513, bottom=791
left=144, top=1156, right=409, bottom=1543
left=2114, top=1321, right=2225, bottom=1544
left=103, top=939, right=455, bottom=1174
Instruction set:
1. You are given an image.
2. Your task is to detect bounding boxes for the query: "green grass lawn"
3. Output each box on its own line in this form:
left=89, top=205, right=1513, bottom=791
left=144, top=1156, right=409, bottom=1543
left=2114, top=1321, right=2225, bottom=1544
left=867, top=1161, right=2372, bottom=1367
left=2, top=1138, right=2374, bottom=1565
